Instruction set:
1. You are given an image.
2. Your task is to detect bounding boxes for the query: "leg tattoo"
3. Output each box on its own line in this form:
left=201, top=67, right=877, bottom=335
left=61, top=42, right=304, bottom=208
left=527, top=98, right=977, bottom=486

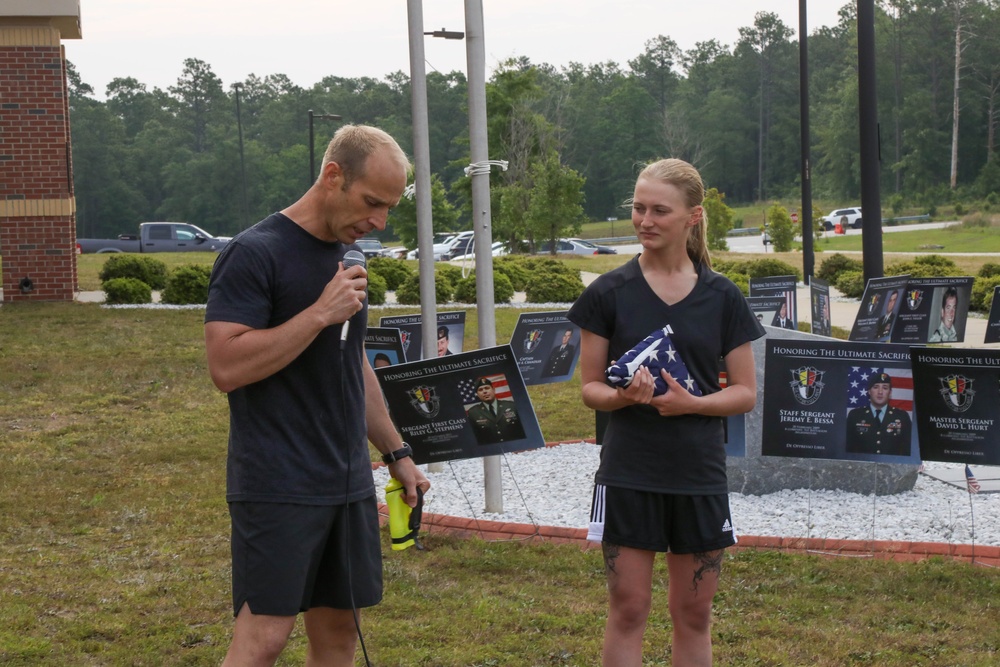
left=690, top=551, right=724, bottom=593
left=603, top=542, right=621, bottom=577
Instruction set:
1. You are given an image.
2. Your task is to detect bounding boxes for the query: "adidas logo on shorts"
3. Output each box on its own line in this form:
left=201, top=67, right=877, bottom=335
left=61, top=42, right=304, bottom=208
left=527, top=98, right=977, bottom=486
left=721, top=519, right=733, bottom=533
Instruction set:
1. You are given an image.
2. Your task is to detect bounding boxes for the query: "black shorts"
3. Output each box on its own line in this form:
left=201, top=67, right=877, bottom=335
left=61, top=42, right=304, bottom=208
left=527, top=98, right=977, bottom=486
left=588, top=484, right=736, bottom=554
left=229, top=497, right=383, bottom=617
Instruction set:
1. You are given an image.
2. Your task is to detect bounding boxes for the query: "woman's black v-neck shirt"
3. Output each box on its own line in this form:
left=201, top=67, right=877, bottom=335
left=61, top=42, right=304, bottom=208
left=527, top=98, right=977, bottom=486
left=568, top=256, right=765, bottom=494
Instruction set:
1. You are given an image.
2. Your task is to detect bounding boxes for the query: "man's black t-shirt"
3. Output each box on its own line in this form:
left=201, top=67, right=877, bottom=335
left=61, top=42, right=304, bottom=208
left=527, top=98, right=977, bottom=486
left=205, top=213, right=372, bottom=505
left=568, top=257, right=764, bottom=495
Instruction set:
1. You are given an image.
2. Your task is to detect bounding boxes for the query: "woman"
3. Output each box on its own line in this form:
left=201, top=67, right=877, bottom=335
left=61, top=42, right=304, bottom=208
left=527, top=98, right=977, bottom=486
left=568, top=159, right=765, bottom=666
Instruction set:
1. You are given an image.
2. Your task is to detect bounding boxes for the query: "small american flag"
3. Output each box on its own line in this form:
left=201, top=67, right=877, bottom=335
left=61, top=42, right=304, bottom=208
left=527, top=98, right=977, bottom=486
left=966, top=465, right=981, bottom=494
left=458, top=373, right=512, bottom=409
left=845, top=366, right=913, bottom=415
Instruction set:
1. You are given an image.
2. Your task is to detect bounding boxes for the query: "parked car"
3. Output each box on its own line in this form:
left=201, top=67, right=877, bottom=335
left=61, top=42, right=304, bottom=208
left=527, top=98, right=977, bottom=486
left=380, top=246, right=408, bottom=259
left=568, top=238, right=617, bottom=255
left=407, top=230, right=474, bottom=261
left=445, top=232, right=477, bottom=260
left=76, top=222, right=230, bottom=254
left=536, top=238, right=616, bottom=256
left=450, top=241, right=509, bottom=262
left=355, top=238, right=385, bottom=259
left=821, top=207, right=863, bottom=230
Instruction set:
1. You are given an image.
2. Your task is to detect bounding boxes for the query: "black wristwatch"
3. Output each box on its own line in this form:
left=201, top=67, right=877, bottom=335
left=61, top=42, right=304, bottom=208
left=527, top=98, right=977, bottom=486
left=382, top=442, right=413, bottom=464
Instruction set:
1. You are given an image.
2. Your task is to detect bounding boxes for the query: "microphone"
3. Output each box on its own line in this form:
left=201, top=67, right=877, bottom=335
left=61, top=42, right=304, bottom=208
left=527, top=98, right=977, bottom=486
left=340, top=249, right=367, bottom=349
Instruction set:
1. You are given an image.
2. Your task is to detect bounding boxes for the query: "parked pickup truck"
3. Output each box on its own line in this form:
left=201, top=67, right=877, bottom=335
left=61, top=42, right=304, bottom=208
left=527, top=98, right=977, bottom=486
left=76, top=222, right=231, bottom=254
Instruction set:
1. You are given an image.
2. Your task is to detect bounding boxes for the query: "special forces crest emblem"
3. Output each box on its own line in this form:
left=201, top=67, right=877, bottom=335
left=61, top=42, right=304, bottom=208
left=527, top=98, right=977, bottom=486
left=906, top=289, right=924, bottom=310
left=866, top=293, right=881, bottom=316
left=523, top=329, right=544, bottom=354
left=399, top=330, right=411, bottom=355
left=789, top=366, right=825, bottom=405
left=939, top=374, right=975, bottom=412
left=408, top=385, right=441, bottom=419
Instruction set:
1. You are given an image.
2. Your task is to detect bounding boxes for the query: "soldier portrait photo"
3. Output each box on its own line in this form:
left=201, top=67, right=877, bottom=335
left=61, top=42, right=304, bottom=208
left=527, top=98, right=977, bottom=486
left=463, top=375, right=526, bottom=445
left=845, top=371, right=913, bottom=456
left=541, top=328, right=578, bottom=378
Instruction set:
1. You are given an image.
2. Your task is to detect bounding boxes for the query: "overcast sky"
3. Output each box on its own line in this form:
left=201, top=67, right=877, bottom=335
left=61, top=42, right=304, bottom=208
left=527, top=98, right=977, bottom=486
left=64, top=0, right=849, bottom=97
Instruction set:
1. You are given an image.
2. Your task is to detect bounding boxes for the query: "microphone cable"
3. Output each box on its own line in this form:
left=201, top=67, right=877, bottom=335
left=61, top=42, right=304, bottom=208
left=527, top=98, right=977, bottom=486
left=339, top=249, right=373, bottom=666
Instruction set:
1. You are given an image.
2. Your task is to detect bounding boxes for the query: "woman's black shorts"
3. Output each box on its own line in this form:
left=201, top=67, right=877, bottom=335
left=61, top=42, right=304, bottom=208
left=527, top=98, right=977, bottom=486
left=588, top=484, right=737, bottom=554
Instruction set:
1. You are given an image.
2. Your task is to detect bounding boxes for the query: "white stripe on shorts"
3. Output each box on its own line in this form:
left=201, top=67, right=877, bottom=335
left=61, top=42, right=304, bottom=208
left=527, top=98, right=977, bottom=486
left=587, top=483, right=606, bottom=543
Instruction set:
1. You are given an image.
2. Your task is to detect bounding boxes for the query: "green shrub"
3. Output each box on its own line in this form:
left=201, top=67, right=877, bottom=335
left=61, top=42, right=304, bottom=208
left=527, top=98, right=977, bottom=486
left=525, top=268, right=585, bottom=303
left=453, top=271, right=515, bottom=304
left=886, top=193, right=904, bottom=216
left=817, top=254, right=864, bottom=284
left=368, top=256, right=413, bottom=290
left=395, top=272, right=453, bottom=305
left=367, top=272, right=388, bottom=306
left=724, top=272, right=751, bottom=296
left=978, top=262, right=1000, bottom=278
left=970, top=275, right=1000, bottom=311
left=161, top=264, right=211, bottom=305
left=885, top=255, right=961, bottom=279
left=985, top=284, right=1000, bottom=313
left=745, top=258, right=801, bottom=281
left=493, top=256, right=532, bottom=290
left=102, top=277, right=152, bottom=305
left=435, top=264, right=464, bottom=290
left=914, top=254, right=960, bottom=272
left=835, top=270, right=866, bottom=299
left=715, top=258, right=800, bottom=281
left=765, top=204, right=795, bottom=252
left=99, top=255, right=168, bottom=290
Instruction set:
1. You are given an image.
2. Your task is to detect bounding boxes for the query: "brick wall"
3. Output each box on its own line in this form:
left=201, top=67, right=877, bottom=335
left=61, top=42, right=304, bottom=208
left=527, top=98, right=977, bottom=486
left=0, top=27, right=77, bottom=302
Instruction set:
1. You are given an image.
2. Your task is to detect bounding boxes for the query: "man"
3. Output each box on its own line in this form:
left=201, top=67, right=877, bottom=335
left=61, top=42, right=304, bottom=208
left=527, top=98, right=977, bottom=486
left=845, top=372, right=912, bottom=456
left=928, top=287, right=959, bottom=343
left=770, top=301, right=795, bottom=329
left=465, top=376, right=525, bottom=445
left=876, top=289, right=899, bottom=339
left=542, top=328, right=576, bottom=377
left=205, top=125, right=430, bottom=667
left=437, top=325, right=453, bottom=356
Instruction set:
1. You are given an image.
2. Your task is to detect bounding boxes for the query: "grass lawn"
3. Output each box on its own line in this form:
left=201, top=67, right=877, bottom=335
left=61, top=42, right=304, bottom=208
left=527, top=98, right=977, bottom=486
left=810, top=223, right=1000, bottom=255
left=2, top=300, right=1000, bottom=665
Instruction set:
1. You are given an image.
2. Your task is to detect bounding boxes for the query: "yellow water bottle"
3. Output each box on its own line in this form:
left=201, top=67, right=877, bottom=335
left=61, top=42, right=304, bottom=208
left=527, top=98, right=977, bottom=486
left=385, top=477, right=423, bottom=551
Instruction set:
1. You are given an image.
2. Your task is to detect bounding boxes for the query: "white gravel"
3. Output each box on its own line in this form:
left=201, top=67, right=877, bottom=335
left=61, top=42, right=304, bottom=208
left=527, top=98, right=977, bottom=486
left=373, top=443, right=1000, bottom=547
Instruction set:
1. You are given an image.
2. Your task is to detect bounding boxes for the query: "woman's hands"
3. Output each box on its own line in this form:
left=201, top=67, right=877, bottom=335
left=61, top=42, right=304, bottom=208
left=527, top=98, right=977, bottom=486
left=617, top=367, right=698, bottom=417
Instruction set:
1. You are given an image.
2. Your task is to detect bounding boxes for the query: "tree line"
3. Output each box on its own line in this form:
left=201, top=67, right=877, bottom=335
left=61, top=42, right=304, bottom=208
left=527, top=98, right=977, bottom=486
left=68, top=1, right=1000, bottom=245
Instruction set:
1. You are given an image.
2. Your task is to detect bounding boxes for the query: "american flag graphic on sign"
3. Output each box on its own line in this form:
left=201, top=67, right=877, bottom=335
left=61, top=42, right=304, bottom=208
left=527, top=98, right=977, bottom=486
left=458, top=373, right=512, bottom=409
left=845, top=366, right=913, bottom=415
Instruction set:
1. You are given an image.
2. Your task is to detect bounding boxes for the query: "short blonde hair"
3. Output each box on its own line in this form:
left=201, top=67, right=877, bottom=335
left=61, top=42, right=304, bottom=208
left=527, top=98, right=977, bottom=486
left=320, top=125, right=410, bottom=187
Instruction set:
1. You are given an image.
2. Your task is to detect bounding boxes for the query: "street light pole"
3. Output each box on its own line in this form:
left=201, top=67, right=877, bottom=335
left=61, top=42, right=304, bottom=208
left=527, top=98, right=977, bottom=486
left=858, top=0, right=884, bottom=282
left=233, top=82, right=250, bottom=230
left=408, top=3, right=464, bottom=475
left=308, top=110, right=342, bottom=186
left=464, top=0, right=503, bottom=513
left=798, top=0, right=814, bottom=283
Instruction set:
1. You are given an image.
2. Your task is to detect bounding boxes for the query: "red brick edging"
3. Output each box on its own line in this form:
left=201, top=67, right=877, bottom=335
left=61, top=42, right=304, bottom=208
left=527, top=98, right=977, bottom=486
left=375, top=441, right=1000, bottom=568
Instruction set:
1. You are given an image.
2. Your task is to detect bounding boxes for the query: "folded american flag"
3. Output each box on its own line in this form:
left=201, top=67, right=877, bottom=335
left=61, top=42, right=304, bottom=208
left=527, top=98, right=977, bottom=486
left=605, top=325, right=702, bottom=396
